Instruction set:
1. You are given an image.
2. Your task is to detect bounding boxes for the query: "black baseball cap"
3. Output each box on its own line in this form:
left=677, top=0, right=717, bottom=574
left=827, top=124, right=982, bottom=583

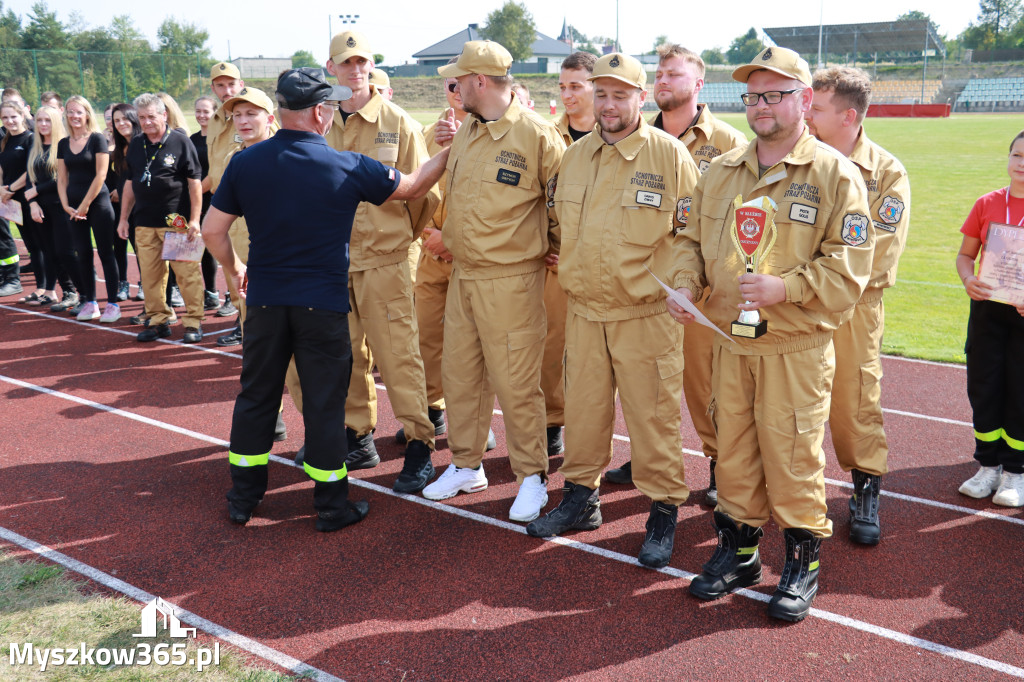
left=276, top=67, right=352, bottom=110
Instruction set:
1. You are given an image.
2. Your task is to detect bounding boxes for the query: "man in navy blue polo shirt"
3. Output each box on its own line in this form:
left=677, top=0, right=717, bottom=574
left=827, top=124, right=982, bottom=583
left=202, top=68, right=452, bottom=532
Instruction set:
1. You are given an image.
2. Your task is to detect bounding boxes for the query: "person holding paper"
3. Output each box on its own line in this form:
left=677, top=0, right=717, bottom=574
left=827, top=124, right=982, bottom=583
left=116, top=93, right=204, bottom=343
left=525, top=53, right=699, bottom=569
left=666, top=47, right=873, bottom=621
left=954, top=130, right=1024, bottom=507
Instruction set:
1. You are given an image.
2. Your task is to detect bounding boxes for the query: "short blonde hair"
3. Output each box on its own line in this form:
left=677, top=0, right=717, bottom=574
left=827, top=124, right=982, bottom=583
left=656, top=43, right=705, bottom=79
left=63, top=95, right=102, bottom=134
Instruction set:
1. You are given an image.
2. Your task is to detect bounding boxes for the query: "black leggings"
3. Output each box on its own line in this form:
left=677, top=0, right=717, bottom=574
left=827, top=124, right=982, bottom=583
left=67, top=200, right=119, bottom=302
left=18, top=201, right=51, bottom=287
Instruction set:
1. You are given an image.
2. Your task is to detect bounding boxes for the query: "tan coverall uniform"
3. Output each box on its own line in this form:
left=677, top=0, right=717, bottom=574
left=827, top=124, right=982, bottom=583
left=442, top=96, right=565, bottom=480
left=829, top=130, right=910, bottom=476
left=669, top=129, right=874, bottom=536
left=555, top=117, right=699, bottom=504
left=653, top=105, right=746, bottom=463
left=290, top=87, right=439, bottom=446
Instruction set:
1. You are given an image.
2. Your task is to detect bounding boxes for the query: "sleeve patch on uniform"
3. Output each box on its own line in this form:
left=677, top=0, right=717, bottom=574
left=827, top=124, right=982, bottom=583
left=842, top=213, right=869, bottom=246
left=497, top=168, right=521, bottom=186
left=546, top=174, right=557, bottom=208
left=879, top=196, right=905, bottom=224
left=873, top=220, right=896, bottom=233
left=388, top=168, right=396, bottom=181
left=636, top=190, right=662, bottom=208
left=698, top=159, right=711, bottom=174
left=676, top=196, right=691, bottom=226
left=789, top=203, right=817, bottom=225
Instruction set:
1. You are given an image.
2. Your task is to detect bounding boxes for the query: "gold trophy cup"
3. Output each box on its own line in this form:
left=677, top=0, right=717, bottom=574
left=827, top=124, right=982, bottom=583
left=729, top=195, right=778, bottom=339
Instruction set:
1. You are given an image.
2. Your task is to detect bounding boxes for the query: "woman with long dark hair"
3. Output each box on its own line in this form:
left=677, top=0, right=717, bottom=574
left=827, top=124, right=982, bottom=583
left=110, top=103, right=141, bottom=302
left=0, top=100, right=33, bottom=297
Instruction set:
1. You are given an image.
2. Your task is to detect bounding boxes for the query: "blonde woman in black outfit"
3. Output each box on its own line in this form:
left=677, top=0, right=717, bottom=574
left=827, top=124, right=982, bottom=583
left=57, top=95, right=120, bottom=322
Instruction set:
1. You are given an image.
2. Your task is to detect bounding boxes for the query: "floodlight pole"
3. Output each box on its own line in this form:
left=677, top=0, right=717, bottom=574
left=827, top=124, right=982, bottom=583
left=817, top=0, right=824, bottom=68
left=616, top=0, right=620, bottom=53
left=329, top=14, right=359, bottom=41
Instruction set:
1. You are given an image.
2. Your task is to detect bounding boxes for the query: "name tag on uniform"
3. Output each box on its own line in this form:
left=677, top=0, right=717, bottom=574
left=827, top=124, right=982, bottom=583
left=497, top=168, right=521, bottom=186
left=636, top=190, right=662, bottom=208
left=789, top=203, right=817, bottom=225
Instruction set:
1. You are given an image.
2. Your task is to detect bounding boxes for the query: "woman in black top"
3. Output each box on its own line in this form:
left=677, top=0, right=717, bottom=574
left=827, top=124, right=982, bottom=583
left=57, top=95, right=120, bottom=322
left=24, top=105, right=78, bottom=308
left=0, top=100, right=34, bottom=297
left=191, top=95, right=220, bottom=308
left=111, top=103, right=143, bottom=304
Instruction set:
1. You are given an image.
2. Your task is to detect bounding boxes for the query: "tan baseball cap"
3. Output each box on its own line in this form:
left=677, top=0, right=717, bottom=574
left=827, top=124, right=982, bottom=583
left=437, top=41, right=512, bottom=78
left=330, top=30, right=373, bottom=64
left=732, top=46, right=812, bottom=86
left=210, top=61, right=241, bottom=81
left=223, top=86, right=275, bottom=115
left=369, top=69, right=390, bottom=89
left=588, top=52, right=646, bottom=89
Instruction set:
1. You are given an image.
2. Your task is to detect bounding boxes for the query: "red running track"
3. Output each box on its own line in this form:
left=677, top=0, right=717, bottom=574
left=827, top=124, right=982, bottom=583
left=2, top=251, right=1023, bottom=681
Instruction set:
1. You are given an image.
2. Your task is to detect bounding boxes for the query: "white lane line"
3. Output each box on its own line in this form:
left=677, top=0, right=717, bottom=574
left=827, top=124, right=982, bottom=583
left=0, top=526, right=343, bottom=682
left=2, top=374, right=1023, bottom=678
left=881, top=354, right=965, bottom=369
left=0, top=304, right=242, bottom=360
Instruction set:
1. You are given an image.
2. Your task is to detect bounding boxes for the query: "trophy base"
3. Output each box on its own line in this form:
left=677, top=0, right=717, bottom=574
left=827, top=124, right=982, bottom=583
left=731, top=319, right=767, bottom=339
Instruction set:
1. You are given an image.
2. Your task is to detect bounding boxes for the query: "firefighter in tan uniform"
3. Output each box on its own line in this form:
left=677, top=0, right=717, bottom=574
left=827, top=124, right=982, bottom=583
left=394, top=70, right=500, bottom=452
left=805, top=66, right=910, bottom=546
left=541, top=51, right=598, bottom=457
left=526, top=53, right=699, bottom=569
left=290, top=30, right=440, bottom=495
left=422, top=40, right=565, bottom=523
left=605, top=45, right=746, bottom=505
left=667, top=47, right=873, bottom=621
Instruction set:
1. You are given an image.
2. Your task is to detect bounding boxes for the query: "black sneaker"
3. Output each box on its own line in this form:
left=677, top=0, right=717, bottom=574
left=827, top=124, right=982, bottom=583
left=137, top=322, right=172, bottom=342
left=204, top=289, right=221, bottom=310
left=547, top=425, right=564, bottom=456
left=167, top=285, right=184, bottom=308
left=216, top=323, right=243, bottom=347
left=182, top=326, right=203, bottom=343
left=703, top=459, right=718, bottom=507
left=216, top=300, right=237, bottom=317
left=395, top=407, right=446, bottom=445
left=50, top=291, right=79, bottom=312
left=346, top=427, right=380, bottom=470
left=526, top=482, right=602, bottom=537
left=638, top=501, right=678, bottom=568
left=315, top=500, right=369, bottom=532
left=604, top=460, right=632, bottom=485
left=393, top=440, right=435, bottom=493
left=116, top=280, right=130, bottom=302
left=67, top=301, right=84, bottom=317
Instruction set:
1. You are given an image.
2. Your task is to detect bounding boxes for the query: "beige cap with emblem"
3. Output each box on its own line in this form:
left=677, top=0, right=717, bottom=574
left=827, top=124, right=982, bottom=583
left=210, top=61, right=241, bottom=81
left=437, top=40, right=512, bottom=78
left=732, top=46, right=812, bottom=86
left=369, top=69, right=390, bottom=89
left=588, top=52, right=646, bottom=89
left=222, top=86, right=275, bottom=115
left=330, top=30, right=374, bottom=64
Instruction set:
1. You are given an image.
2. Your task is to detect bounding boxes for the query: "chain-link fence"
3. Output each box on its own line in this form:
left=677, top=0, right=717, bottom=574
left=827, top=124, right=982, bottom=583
left=0, top=48, right=210, bottom=109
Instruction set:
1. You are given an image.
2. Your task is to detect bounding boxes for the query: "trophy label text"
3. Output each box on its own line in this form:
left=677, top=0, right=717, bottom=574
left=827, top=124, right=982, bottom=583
left=789, top=203, right=817, bottom=225
left=636, top=191, right=663, bottom=208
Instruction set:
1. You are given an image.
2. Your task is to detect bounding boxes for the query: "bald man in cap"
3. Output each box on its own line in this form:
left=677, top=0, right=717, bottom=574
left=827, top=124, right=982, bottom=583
left=526, top=53, right=699, bottom=569
left=425, top=40, right=565, bottom=523
left=293, top=29, right=440, bottom=495
left=666, top=47, right=873, bottom=621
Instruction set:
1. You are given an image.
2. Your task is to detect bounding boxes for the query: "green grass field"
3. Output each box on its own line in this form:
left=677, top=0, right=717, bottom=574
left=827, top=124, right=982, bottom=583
left=407, top=109, right=1019, bottom=364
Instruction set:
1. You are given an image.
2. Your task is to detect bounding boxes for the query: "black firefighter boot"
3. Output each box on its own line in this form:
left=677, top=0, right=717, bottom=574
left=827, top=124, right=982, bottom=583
left=767, top=528, right=822, bottom=622
left=526, top=482, right=602, bottom=537
left=849, top=469, right=881, bottom=545
left=226, top=460, right=269, bottom=525
left=0, top=261, right=23, bottom=297
left=689, top=511, right=763, bottom=600
left=313, top=476, right=369, bottom=532
left=346, top=427, right=380, bottom=470
left=638, top=501, right=678, bottom=568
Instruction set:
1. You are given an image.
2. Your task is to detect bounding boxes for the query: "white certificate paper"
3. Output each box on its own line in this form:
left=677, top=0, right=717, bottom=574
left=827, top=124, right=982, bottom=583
left=647, top=268, right=735, bottom=344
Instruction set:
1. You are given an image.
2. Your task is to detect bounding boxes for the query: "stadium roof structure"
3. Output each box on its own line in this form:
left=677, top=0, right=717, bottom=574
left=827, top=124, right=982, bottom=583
left=763, top=20, right=945, bottom=60
left=413, top=24, right=571, bottom=62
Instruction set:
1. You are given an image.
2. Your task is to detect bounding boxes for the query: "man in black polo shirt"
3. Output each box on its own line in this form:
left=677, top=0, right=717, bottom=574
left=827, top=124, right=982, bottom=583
left=202, top=68, right=452, bottom=531
left=117, top=92, right=204, bottom=343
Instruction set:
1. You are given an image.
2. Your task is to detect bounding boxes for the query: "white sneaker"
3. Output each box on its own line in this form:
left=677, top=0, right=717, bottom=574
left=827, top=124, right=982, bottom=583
left=993, top=471, right=1024, bottom=507
left=76, top=301, right=100, bottom=321
left=422, top=463, right=488, bottom=501
left=99, top=302, right=121, bottom=323
left=959, top=465, right=1002, bottom=499
left=509, top=474, right=548, bottom=523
